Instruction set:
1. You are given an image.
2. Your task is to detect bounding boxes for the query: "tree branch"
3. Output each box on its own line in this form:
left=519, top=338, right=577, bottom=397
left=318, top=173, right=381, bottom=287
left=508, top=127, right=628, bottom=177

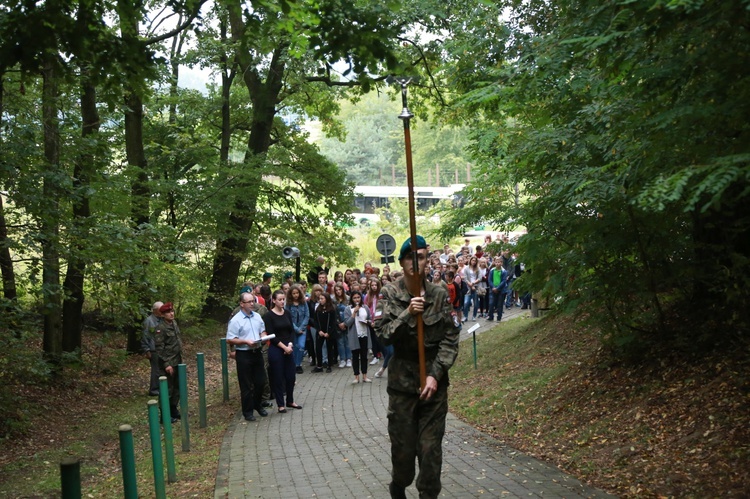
left=145, top=0, right=208, bottom=45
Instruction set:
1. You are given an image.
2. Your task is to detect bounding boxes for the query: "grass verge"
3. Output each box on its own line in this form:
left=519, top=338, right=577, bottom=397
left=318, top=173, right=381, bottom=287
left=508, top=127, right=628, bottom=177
left=0, top=331, right=236, bottom=498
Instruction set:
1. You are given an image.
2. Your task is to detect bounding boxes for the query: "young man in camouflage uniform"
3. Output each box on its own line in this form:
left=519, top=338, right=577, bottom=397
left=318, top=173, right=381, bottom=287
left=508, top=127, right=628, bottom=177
left=374, top=235, right=460, bottom=499
left=144, top=302, right=183, bottom=423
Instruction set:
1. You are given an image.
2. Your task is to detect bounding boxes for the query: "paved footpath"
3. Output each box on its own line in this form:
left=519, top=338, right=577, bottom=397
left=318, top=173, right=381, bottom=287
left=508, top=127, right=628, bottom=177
left=214, top=307, right=616, bottom=498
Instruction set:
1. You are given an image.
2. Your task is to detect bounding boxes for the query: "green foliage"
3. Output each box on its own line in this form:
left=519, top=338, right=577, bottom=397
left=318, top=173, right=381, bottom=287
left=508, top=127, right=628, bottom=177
left=433, top=0, right=750, bottom=347
left=318, top=91, right=474, bottom=186
left=318, top=93, right=403, bottom=184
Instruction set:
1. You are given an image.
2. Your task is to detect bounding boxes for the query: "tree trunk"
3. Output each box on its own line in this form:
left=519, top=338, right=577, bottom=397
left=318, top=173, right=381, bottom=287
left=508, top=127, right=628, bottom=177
left=117, top=0, right=151, bottom=353
left=0, top=196, right=17, bottom=301
left=62, top=77, right=99, bottom=354
left=202, top=7, right=284, bottom=319
left=0, top=75, right=18, bottom=302
left=41, top=56, right=63, bottom=369
left=218, top=15, right=235, bottom=165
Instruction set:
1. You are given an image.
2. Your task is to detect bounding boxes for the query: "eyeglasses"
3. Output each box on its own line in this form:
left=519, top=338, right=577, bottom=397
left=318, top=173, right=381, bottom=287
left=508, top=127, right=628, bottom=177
left=242, top=300, right=255, bottom=304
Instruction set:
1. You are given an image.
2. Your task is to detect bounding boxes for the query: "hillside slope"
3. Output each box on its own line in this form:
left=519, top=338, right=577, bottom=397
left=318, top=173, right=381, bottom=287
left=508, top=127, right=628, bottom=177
left=448, top=315, right=750, bottom=497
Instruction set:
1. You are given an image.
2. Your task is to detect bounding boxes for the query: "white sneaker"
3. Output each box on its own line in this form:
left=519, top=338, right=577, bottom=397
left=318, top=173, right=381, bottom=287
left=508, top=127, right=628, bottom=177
left=374, top=367, right=385, bottom=378
left=362, top=377, right=372, bottom=383
left=338, top=360, right=346, bottom=368
left=370, top=357, right=379, bottom=365
left=345, top=359, right=352, bottom=367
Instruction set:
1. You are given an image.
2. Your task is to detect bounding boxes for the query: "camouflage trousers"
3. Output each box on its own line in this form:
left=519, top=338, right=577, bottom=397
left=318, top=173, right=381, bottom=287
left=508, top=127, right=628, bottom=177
left=387, top=386, right=448, bottom=499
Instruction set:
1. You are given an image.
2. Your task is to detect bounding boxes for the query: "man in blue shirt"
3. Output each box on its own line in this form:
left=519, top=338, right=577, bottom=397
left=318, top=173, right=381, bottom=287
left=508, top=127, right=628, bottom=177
left=227, top=292, right=269, bottom=422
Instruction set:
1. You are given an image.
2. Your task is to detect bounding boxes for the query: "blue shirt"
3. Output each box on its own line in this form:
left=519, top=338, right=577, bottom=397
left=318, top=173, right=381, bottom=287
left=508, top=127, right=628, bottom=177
left=226, top=309, right=265, bottom=350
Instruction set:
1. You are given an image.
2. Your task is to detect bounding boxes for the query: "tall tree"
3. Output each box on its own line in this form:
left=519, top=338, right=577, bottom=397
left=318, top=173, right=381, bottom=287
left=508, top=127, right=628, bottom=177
left=0, top=75, right=18, bottom=303
left=433, top=0, right=750, bottom=344
left=201, top=0, right=408, bottom=319
left=40, top=54, right=63, bottom=367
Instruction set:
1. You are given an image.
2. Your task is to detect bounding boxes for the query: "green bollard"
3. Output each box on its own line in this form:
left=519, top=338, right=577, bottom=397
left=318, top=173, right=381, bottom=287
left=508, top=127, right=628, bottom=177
left=473, top=330, right=478, bottom=369
left=220, top=338, right=229, bottom=402
left=178, top=364, right=190, bottom=451
left=197, top=353, right=207, bottom=428
left=147, top=400, right=166, bottom=499
left=118, top=424, right=138, bottom=499
left=60, top=457, right=81, bottom=499
left=159, top=376, right=177, bottom=483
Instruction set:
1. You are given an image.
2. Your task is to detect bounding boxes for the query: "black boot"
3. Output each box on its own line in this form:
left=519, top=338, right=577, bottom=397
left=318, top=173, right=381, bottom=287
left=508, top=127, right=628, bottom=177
left=389, top=482, right=407, bottom=499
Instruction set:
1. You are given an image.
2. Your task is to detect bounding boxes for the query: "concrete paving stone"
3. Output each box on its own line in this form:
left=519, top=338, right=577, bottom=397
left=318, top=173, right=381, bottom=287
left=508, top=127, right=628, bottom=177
left=215, top=308, right=616, bottom=498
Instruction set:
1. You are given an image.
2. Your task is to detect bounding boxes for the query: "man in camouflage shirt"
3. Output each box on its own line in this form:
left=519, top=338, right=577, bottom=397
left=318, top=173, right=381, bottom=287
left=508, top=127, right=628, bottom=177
left=144, top=302, right=183, bottom=423
left=375, top=236, right=460, bottom=499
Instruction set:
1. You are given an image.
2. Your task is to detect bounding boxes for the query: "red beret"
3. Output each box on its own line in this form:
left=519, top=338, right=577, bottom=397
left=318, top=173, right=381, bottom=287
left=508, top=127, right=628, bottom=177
left=159, top=302, right=174, bottom=313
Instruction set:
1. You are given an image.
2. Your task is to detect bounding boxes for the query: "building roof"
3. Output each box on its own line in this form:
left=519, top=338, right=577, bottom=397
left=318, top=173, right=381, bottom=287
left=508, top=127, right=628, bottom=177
left=353, top=184, right=465, bottom=199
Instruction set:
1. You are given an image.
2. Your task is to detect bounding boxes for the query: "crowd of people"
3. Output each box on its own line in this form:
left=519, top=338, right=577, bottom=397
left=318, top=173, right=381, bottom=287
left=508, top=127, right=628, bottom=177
left=139, top=234, right=529, bottom=421
left=139, top=233, right=525, bottom=498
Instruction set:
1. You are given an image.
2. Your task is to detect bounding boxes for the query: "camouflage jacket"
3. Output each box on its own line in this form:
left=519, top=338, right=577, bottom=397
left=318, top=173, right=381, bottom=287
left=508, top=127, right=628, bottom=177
left=374, top=278, right=460, bottom=395
left=150, top=319, right=183, bottom=368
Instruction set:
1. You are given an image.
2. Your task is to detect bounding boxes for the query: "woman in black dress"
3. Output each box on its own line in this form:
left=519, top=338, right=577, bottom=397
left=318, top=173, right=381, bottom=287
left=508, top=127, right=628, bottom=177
left=263, top=290, right=302, bottom=413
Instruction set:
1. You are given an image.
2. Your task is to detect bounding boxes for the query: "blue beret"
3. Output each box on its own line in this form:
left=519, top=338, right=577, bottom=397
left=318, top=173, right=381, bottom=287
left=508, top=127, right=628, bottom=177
left=398, top=235, right=427, bottom=261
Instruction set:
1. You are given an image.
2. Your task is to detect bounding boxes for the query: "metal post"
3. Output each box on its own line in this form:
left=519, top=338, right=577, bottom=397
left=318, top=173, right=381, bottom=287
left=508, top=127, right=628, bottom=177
left=473, top=330, right=478, bottom=369
left=220, top=338, right=229, bottom=402
left=60, top=457, right=81, bottom=499
left=159, top=376, right=177, bottom=483
left=197, top=352, right=207, bottom=428
left=147, top=400, right=166, bottom=499
left=178, top=363, right=190, bottom=451
left=118, top=424, right=138, bottom=499
left=467, top=323, right=481, bottom=370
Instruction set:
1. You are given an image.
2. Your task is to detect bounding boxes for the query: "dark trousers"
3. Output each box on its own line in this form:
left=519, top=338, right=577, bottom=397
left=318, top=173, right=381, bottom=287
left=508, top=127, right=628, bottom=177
left=148, top=353, right=160, bottom=394
left=268, top=346, right=296, bottom=408
left=488, top=290, right=507, bottom=320
left=370, top=325, right=383, bottom=358
left=478, top=292, right=488, bottom=314
left=235, top=350, right=267, bottom=418
left=315, top=333, right=336, bottom=367
left=262, top=347, right=272, bottom=401
left=351, top=336, right=369, bottom=375
left=306, top=328, right=317, bottom=362
left=387, top=387, right=448, bottom=499
left=158, top=361, right=180, bottom=417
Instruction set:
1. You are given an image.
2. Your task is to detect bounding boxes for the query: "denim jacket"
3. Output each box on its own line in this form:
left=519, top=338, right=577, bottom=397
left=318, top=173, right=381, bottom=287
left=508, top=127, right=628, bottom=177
left=285, top=302, right=310, bottom=335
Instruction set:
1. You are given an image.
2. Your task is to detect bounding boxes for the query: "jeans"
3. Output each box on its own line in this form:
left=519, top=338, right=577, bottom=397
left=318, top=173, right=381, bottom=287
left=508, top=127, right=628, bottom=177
left=316, top=333, right=336, bottom=367
left=308, top=328, right=329, bottom=364
left=381, top=343, right=394, bottom=369
left=463, top=289, right=478, bottom=319
left=337, top=332, right=351, bottom=362
left=505, top=278, right=516, bottom=308
left=488, top=290, right=507, bottom=321
left=294, top=330, right=307, bottom=367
